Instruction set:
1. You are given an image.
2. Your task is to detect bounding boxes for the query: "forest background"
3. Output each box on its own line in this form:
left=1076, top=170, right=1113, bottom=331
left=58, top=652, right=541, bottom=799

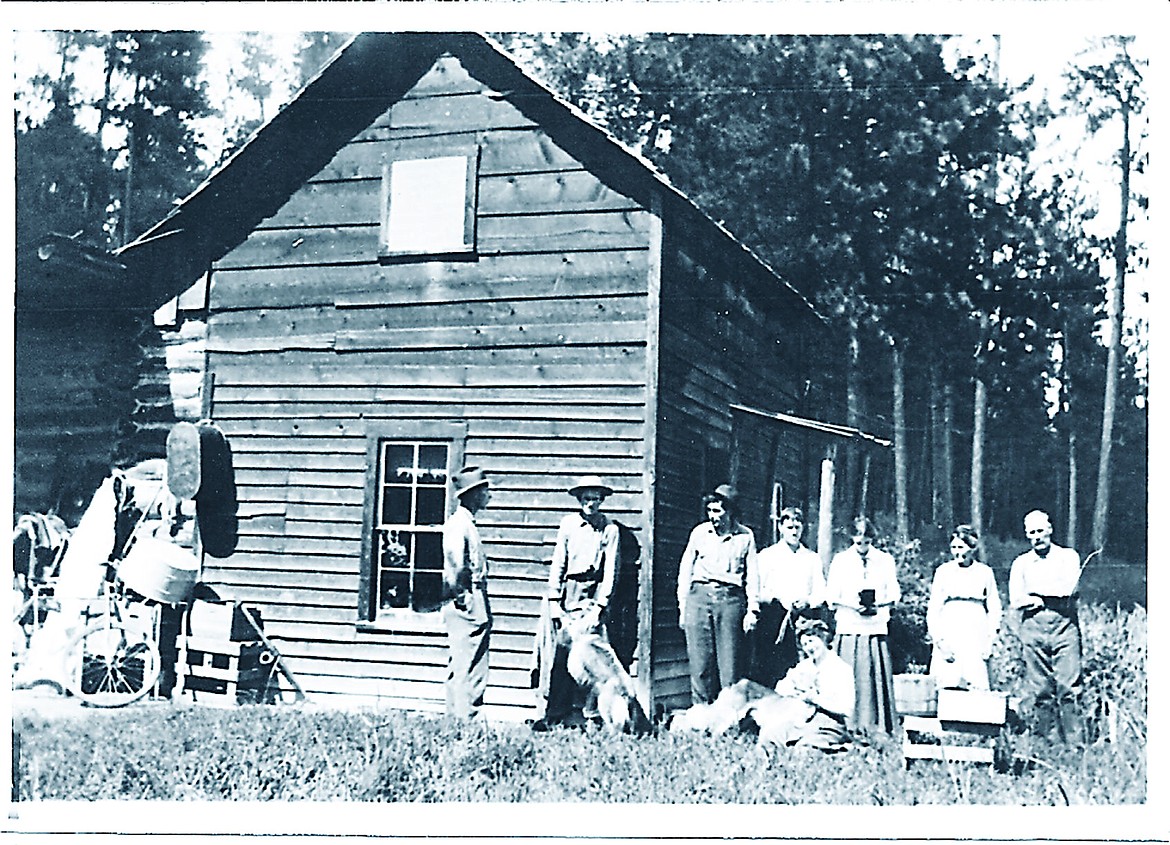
left=11, top=23, right=1150, bottom=579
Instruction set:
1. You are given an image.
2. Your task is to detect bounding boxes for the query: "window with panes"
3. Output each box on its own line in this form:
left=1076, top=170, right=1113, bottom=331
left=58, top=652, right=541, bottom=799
left=359, top=423, right=466, bottom=622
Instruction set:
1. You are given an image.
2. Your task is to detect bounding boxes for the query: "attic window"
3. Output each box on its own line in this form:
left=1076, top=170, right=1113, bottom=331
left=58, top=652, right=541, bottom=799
left=379, top=150, right=479, bottom=260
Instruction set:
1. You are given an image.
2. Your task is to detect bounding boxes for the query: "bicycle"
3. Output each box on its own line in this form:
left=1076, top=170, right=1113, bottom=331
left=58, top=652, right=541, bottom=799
left=59, top=560, right=164, bottom=708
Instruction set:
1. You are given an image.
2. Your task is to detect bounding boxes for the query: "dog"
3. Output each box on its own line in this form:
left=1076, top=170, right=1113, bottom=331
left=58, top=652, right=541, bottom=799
left=563, top=610, right=651, bottom=734
left=669, top=678, right=777, bottom=735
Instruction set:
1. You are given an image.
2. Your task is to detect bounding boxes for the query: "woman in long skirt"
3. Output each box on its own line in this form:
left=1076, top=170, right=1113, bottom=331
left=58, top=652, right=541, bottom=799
left=826, top=517, right=901, bottom=734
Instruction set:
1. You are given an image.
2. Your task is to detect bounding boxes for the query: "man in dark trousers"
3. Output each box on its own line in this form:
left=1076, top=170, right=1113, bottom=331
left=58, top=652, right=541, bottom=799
left=441, top=466, right=492, bottom=719
left=1008, top=509, right=1085, bottom=746
left=676, top=484, right=760, bottom=705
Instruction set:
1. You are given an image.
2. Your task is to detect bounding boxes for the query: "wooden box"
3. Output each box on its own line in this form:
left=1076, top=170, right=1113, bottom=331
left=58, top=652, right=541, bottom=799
left=180, top=636, right=278, bottom=706
left=936, top=688, right=1007, bottom=725
left=186, top=600, right=262, bottom=642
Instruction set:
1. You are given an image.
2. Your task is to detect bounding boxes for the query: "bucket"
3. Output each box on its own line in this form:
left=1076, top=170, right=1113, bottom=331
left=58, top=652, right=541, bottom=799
left=893, top=673, right=938, bottom=716
left=118, top=537, right=200, bottom=604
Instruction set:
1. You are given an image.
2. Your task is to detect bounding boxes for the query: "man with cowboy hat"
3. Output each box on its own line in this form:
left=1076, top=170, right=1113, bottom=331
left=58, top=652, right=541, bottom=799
left=441, top=466, right=492, bottom=719
left=532, top=475, right=621, bottom=730
left=676, top=483, right=761, bottom=705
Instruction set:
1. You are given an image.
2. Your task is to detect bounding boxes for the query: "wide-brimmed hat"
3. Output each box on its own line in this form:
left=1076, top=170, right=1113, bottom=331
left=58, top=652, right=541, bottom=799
left=568, top=475, right=614, bottom=498
left=452, top=466, right=490, bottom=498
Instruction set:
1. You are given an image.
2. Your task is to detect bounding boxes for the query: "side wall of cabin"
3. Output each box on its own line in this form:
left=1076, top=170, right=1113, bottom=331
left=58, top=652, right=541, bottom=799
left=650, top=229, right=821, bottom=711
left=197, top=56, right=656, bottom=717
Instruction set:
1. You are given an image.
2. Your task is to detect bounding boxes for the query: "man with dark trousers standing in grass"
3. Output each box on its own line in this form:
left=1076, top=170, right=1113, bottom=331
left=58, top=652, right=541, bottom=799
left=1009, top=509, right=1085, bottom=746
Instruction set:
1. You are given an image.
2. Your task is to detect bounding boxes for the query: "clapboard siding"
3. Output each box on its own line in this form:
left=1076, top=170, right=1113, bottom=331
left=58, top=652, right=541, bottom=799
left=262, top=170, right=639, bottom=230
left=650, top=235, right=817, bottom=712
left=216, top=212, right=652, bottom=270
left=213, top=252, right=648, bottom=312
left=196, top=55, right=656, bottom=709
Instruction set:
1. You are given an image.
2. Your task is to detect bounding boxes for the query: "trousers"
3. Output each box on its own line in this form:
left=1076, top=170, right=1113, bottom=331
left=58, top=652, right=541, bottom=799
left=683, top=581, right=746, bottom=705
left=441, top=582, right=492, bottom=719
left=1018, top=607, right=1084, bottom=745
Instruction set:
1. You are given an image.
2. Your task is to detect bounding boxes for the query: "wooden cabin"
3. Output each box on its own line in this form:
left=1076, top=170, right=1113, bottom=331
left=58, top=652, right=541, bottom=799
left=119, top=32, right=857, bottom=718
left=14, top=234, right=175, bottom=522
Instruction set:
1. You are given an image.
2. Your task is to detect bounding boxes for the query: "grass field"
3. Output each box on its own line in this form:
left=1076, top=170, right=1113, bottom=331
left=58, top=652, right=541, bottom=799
left=11, top=603, right=1145, bottom=805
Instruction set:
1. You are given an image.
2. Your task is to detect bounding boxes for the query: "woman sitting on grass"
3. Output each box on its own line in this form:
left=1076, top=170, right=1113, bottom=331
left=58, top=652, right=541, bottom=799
left=750, top=617, right=855, bottom=751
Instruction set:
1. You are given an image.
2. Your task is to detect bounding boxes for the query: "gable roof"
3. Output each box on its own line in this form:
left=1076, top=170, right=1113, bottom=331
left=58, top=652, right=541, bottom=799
left=118, top=31, right=820, bottom=322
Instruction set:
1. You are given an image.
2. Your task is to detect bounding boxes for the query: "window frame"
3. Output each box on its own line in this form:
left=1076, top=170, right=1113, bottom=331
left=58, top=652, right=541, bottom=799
left=377, top=139, right=480, bottom=263
left=357, top=420, right=468, bottom=630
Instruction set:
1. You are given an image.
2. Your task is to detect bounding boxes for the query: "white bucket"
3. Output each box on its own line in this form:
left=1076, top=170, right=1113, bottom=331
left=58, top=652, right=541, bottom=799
left=118, top=537, right=200, bottom=604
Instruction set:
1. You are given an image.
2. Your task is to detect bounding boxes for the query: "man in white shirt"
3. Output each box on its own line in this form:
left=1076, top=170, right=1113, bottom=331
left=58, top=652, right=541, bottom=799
left=1008, top=509, right=1084, bottom=746
left=441, top=466, right=492, bottom=719
left=749, top=507, right=826, bottom=686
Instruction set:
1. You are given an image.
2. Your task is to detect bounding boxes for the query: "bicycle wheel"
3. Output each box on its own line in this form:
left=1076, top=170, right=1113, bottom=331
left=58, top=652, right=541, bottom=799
left=62, top=620, right=161, bottom=707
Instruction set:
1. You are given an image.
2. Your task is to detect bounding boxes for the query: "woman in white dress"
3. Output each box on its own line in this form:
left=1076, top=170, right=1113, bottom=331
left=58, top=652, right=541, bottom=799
left=926, top=524, right=1003, bottom=690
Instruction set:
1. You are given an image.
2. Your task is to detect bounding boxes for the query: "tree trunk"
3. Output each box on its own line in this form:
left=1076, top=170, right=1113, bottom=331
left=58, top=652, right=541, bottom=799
left=1068, top=429, right=1078, bottom=548
left=941, top=382, right=956, bottom=530
left=929, top=365, right=955, bottom=532
left=844, top=317, right=862, bottom=520
left=1091, top=94, right=1131, bottom=552
left=971, top=377, right=986, bottom=533
left=892, top=341, right=909, bottom=542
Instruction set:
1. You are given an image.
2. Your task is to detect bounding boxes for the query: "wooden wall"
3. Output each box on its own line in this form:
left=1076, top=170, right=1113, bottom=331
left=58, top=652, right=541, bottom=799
left=14, top=311, right=136, bottom=519
left=650, top=234, right=820, bottom=711
left=196, top=56, right=656, bottom=717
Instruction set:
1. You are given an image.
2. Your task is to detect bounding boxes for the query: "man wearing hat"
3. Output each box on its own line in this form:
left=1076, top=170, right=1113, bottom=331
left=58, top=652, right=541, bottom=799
left=676, top=484, right=761, bottom=705
left=1009, top=509, right=1085, bottom=746
left=441, top=466, right=493, bottom=719
left=533, top=475, right=621, bottom=729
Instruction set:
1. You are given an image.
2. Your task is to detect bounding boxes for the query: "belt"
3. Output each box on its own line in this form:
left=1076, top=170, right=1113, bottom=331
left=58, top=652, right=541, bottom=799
left=1037, top=595, right=1077, bottom=614
left=691, top=580, right=743, bottom=590
left=566, top=569, right=601, bottom=582
left=943, top=596, right=987, bottom=605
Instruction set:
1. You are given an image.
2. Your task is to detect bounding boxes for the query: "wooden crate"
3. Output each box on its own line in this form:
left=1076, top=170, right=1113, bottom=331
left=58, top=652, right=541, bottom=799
left=185, top=600, right=262, bottom=642
left=937, top=688, right=1007, bottom=724
left=902, top=689, right=1008, bottom=767
left=179, top=636, right=279, bottom=706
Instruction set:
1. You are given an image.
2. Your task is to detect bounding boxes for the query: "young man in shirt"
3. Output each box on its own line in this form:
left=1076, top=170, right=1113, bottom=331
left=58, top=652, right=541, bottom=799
left=1008, top=509, right=1085, bottom=746
left=749, top=506, right=826, bottom=687
left=533, top=475, right=620, bottom=730
left=677, top=484, right=760, bottom=705
left=441, top=466, right=492, bottom=719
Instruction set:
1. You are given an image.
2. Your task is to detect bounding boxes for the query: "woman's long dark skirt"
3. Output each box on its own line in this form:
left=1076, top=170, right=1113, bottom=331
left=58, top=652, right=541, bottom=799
left=835, top=633, right=898, bottom=734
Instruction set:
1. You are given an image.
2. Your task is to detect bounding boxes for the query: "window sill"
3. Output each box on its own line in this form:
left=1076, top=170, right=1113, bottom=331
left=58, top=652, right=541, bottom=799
left=377, top=249, right=479, bottom=265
